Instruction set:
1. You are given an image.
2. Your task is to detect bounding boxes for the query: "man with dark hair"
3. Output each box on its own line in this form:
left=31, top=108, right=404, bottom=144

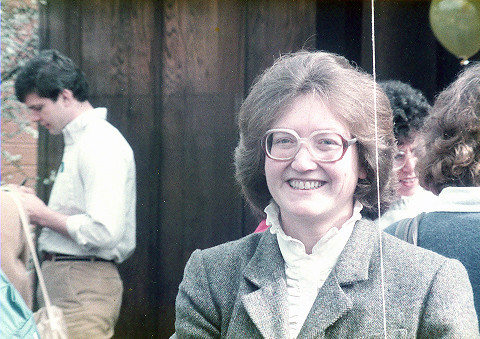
left=377, top=80, right=437, bottom=228
left=15, top=49, right=136, bottom=338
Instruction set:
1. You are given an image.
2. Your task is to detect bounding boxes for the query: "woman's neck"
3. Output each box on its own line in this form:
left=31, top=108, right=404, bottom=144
left=280, top=211, right=352, bottom=254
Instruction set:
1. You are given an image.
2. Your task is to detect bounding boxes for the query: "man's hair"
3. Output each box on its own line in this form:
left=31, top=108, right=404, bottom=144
left=378, top=80, right=431, bottom=144
left=234, top=51, right=397, bottom=220
left=15, top=49, right=89, bottom=103
left=418, top=62, right=480, bottom=194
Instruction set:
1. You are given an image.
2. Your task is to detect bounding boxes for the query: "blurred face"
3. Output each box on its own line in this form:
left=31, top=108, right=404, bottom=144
left=24, top=92, right=70, bottom=135
left=395, top=140, right=419, bottom=196
left=264, top=93, right=366, bottom=229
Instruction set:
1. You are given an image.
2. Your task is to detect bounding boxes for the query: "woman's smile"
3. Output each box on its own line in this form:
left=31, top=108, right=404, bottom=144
left=288, top=179, right=325, bottom=190
left=265, top=93, right=365, bottom=225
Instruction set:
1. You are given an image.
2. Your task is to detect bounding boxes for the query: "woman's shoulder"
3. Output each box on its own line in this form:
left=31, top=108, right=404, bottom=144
left=206, top=231, right=264, bottom=252
left=422, top=211, right=480, bottom=225
left=186, top=232, right=271, bottom=270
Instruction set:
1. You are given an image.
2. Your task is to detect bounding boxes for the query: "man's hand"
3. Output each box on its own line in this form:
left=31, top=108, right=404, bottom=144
left=17, top=190, right=71, bottom=238
left=18, top=191, right=49, bottom=226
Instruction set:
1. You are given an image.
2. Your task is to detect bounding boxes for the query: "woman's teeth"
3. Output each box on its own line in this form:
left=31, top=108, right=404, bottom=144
left=289, top=180, right=323, bottom=190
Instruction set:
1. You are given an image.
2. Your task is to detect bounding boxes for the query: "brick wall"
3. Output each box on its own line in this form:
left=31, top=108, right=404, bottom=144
left=1, top=118, right=37, bottom=189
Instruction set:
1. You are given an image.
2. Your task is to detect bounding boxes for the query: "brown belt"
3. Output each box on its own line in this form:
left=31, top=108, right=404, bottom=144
left=43, top=252, right=114, bottom=263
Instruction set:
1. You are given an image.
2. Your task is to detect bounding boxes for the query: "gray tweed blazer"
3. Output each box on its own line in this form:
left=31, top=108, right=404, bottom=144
left=173, top=219, right=479, bottom=338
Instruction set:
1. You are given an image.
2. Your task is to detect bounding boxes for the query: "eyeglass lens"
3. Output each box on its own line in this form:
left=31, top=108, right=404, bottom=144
left=393, top=148, right=418, bottom=170
left=265, top=130, right=346, bottom=161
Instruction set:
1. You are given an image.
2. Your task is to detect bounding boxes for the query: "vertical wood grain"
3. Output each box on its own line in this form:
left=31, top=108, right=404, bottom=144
left=245, top=0, right=317, bottom=87
left=38, top=1, right=458, bottom=337
left=160, top=5, right=246, bottom=333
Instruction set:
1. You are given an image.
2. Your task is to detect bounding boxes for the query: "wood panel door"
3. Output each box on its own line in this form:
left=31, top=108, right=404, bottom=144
left=38, top=0, right=464, bottom=337
left=39, top=0, right=316, bottom=336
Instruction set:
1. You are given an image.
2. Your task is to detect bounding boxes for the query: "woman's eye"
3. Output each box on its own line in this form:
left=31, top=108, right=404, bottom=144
left=273, top=137, right=296, bottom=146
left=319, top=139, right=334, bottom=145
left=317, top=138, right=339, bottom=147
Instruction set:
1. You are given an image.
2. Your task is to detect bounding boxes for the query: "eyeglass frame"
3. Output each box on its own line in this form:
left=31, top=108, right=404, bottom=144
left=261, top=128, right=357, bottom=162
left=393, top=147, right=418, bottom=171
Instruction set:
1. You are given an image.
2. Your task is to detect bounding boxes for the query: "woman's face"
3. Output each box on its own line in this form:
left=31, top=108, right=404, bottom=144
left=395, top=140, right=419, bottom=197
left=265, top=93, right=366, bottom=226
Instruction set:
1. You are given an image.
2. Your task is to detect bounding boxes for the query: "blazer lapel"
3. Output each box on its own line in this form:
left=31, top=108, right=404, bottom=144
left=242, top=232, right=290, bottom=339
left=298, top=220, right=376, bottom=338
left=298, top=273, right=352, bottom=338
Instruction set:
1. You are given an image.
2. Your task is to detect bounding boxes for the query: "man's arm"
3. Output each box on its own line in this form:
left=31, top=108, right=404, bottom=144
left=18, top=191, right=70, bottom=238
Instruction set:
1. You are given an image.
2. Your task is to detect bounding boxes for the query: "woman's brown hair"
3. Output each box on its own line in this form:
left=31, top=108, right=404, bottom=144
left=234, top=51, right=397, bottom=220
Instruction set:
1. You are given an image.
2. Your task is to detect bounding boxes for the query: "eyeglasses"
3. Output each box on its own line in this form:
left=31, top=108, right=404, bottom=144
left=393, top=148, right=418, bottom=170
left=262, top=128, right=357, bottom=162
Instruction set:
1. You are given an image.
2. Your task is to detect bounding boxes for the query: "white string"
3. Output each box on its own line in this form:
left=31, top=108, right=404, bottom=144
left=370, top=0, right=388, bottom=337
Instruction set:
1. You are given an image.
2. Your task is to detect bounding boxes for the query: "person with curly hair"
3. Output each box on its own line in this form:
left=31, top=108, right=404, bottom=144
left=172, top=51, right=478, bottom=337
left=386, top=63, right=480, bottom=323
left=377, top=80, right=438, bottom=228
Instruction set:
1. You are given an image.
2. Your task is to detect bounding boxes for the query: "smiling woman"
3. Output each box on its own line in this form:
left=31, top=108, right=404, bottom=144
left=377, top=80, right=438, bottom=228
left=236, top=52, right=397, bottom=222
left=172, top=51, right=479, bottom=338
left=263, top=94, right=366, bottom=251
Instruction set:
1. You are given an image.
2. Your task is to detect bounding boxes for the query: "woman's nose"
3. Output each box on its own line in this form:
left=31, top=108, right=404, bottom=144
left=400, top=154, right=417, bottom=172
left=290, top=144, right=318, bottom=172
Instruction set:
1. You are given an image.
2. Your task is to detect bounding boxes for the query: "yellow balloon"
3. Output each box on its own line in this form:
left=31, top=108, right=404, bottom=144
left=430, top=0, right=480, bottom=62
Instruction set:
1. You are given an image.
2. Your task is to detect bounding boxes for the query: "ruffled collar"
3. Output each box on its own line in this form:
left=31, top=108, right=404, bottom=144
left=264, top=200, right=363, bottom=256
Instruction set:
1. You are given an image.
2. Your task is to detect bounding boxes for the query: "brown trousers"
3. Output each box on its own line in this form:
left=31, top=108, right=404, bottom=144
left=38, top=260, right=123, bottom=339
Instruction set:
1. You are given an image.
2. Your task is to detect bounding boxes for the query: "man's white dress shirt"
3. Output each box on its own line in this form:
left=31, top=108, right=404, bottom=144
left=38, top=108, right=136, bottom=263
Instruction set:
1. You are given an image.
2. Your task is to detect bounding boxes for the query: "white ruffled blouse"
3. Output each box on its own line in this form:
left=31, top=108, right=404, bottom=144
left=264, top=201, right=363, bottom=338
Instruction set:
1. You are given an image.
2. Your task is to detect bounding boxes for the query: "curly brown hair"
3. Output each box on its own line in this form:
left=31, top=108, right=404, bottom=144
left=417, top=63, right=480, bottom=194
left=234, top=51, right=397, bottom=220
left=378, top=80, right=431, bottom=144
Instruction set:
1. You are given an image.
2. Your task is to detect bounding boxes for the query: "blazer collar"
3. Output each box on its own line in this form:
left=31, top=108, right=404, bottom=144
left=242, top=219, right=377, bottom=338
left=335, top=218, right=376, bottom=284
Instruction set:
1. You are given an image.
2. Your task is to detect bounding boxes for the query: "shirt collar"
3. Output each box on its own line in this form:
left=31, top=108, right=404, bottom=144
left=264, top=200, right=363, bottom=256
left=435, top=187, right=480, bottom=212
left=63, top=107, right=107, bottom=145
